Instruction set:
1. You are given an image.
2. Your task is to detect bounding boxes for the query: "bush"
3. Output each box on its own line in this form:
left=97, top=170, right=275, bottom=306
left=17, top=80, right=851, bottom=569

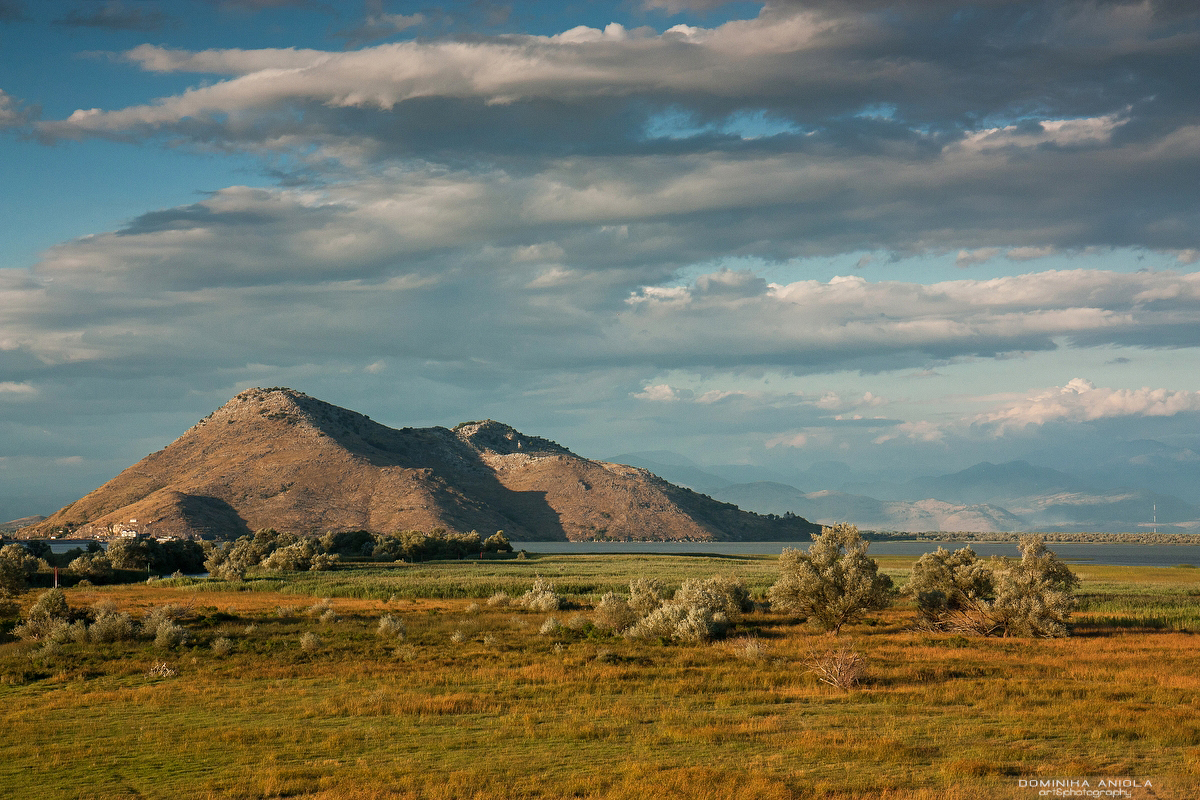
left=518, top=577, right=562, bottom=612
left=90, top=611, right=136, bottom=643
left=907, top=545, right=995, bottom=630
left=142, top=604, right=185, bottom=640
left=768, top=524, right=893, bottom=634
left=377, top=614, right=406, bottom=640
left=14, top=589, right=71, bottom=641
left=68, top=552, right=114, bottom=581
left=989, top=536, right=1079, bottom=638
left=593, top=592, right=637, bottom=633
left=300, top=632, right=321, bottom=653
left=154, top=622, right=187, bottom=650
left=486, top=592, right=511, bottom=608
left=905, top=536, right=1078, bottom=638
left=626, top=601, right=728, bottom=643
left=804, top=646, right=864, bottom=690
left=211, top=637, right=234, bottom=657
left=628, top=578, right=663, bottom=617
left=674, top=575, right=752, bottom=617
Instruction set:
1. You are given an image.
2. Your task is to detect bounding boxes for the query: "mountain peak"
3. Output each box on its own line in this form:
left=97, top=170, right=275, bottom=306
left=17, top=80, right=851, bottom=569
left=33, top=390, right=819, bottom=542
left=453, top=419, right=570, bottom=457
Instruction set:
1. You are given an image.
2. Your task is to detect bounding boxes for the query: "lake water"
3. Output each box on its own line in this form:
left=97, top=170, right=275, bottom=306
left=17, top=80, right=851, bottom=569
left=29, top=537, right=1200, bottom=568
left=511, top=540, right=1200, bottom=568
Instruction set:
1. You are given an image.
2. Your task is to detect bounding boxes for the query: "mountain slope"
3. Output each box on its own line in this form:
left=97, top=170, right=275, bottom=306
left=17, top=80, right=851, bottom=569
left=31, top=388, right=818, bottom=542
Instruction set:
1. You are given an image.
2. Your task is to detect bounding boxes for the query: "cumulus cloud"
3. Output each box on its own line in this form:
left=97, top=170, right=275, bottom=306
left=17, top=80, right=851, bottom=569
left=633, top=384, right=681, bottom=402
left=976, top=379, right=1200, bottom=433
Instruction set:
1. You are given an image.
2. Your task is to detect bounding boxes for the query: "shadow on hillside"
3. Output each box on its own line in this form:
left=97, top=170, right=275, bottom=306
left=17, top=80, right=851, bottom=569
left=177, top=493, right=253, bottom=539
left=327, top=419, right=570, bottom=541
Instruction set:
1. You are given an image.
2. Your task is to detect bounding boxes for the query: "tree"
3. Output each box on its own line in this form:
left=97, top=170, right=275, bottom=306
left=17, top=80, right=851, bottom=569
left=905, top=535, right=1078, bottom=638
left=768, top=523, right=893, bottom=634
left=989, top=536, right=1079, bottom=638
left=0, top=543, right=43, bottom=593
left=907, top=545, right=995, bottom=630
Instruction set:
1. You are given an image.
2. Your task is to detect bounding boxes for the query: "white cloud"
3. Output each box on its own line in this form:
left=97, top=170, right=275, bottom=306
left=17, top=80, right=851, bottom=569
left=0, top=382, right=37, bottom=398
left=976, top=379, right=1200, bottom=433
left=633, top=384, right=680, bottom=402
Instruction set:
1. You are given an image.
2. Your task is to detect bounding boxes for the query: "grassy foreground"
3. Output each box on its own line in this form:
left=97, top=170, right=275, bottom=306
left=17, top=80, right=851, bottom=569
left=1, top=554, right=1198, bottom=799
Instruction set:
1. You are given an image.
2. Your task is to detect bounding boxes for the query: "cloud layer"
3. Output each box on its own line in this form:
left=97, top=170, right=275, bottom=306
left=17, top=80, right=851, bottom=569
left=2, top=0, right=1200, bottom=516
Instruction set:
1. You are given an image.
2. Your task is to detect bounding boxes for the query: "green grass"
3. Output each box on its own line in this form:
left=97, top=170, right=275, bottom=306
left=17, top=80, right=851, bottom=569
left=1, top=556, right=1197, bottom=799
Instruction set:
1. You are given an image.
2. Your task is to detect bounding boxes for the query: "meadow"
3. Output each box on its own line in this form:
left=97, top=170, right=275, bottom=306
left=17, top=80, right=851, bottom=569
left=1, top=553, right=1198, bottom=799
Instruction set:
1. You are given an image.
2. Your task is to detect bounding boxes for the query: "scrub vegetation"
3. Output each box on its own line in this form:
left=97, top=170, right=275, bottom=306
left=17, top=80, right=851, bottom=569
left=0, top=548, right=1198, bottom=799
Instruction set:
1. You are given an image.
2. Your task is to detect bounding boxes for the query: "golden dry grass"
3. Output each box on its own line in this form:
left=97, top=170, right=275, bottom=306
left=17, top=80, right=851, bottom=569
left=0, top=558, right=1196, bottom=799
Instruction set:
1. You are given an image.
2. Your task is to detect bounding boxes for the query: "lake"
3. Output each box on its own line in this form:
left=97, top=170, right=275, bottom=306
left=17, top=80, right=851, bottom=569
left=29, top=537, right=1200, bottom=568
left=511, top=540, right=1200, bottom=568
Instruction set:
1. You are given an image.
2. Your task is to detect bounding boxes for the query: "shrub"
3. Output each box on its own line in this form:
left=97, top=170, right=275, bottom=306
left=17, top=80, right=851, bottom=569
left=804, top=646, right=864, bottom=690
left=67, top=552, right=113, bottom=582
left=300, top=632, right=321, bottom=653
left=989, top=536, right=1079, bottom=638
left=68, top=620, right=90, bottom=644
left=674, top=575, right=752, bottom=617
left=90, top=611, right=136, bottom=643
left=907, top=546, right=995, bottom=631
left=628, top=578, right=663, bottom=617
left=211, top=637, right=234, bottom=657
left=519, top=577, right=562, bottom=612
left=142, top=604, right=185, bottom=639
left=626, top=601, right=728, bottom=643
left=155, top=622, right=187, bottom=650
left=593, top=592, right=637, bottom=633
left=539, top=616, right=563, bottom=636
left=905, top=536, right=1079, bottom=638
left=768, top=524, right=893, bottom=634
left=486, top=592, right=511, bottom=608
left=307, top=599, right=332, bottom=617
left=377, top=614, right=406, bottom=640
left=14, top=589, right=71, bottom=641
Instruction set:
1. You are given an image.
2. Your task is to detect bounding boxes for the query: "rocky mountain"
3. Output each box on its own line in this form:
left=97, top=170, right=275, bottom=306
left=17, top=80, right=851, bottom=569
left=28, top=388, right=819, bottom=542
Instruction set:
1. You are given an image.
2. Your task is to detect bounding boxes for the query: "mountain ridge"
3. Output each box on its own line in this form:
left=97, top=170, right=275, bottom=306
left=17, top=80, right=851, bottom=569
left=28, top=388, right=819, bottom=542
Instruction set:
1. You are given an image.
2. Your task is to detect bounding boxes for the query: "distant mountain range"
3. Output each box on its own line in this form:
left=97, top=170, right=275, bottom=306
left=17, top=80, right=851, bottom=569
left=608, top=452, right=1200, bottom=533
left=23, top=388, right=818, bottom=542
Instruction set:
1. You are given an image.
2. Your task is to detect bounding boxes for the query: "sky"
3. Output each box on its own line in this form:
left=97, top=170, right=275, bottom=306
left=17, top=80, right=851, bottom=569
left=1, top=0, right=1199, bottom=520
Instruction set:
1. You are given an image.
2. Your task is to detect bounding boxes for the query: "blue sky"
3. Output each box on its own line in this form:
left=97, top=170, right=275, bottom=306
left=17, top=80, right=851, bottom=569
left=1, top=0, right=1199, bottom=519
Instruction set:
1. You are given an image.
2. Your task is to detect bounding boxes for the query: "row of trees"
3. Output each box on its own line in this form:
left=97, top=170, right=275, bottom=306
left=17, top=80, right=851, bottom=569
left=205, top=528, right=514, bottom=580
left=768, top=523, right=1080, bottom=637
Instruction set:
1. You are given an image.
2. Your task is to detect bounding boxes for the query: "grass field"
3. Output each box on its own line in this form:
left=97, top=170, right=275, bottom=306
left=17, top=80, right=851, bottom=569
left=1, top=553, right=1197, bottom=799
